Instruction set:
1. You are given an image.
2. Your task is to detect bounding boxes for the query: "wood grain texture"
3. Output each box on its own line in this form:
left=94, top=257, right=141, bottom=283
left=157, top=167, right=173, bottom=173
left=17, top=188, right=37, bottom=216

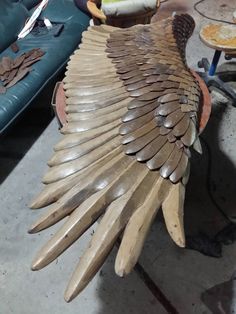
left=29, top=14, right=203, bottom=301
left=106, top=15, right=200, bottom=180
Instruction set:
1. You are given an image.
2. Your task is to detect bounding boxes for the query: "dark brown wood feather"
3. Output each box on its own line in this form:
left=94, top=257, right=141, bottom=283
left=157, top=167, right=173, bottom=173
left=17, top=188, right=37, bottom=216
left=106, top=14, right=200, bottom=182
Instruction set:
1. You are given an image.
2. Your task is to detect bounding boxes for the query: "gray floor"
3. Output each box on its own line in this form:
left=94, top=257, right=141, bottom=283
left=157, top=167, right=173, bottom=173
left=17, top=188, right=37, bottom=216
left=1, top=1, right=236, bottom=313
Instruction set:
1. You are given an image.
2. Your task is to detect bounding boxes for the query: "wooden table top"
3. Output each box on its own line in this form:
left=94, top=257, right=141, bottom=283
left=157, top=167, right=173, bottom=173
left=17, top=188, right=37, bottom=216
left=200, top=23, right=236, bottom=52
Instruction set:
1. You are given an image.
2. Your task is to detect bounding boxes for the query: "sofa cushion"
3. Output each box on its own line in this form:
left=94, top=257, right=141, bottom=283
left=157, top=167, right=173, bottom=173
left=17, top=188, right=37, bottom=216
left=10, top=0, right=39, bottom=10
left=74, top=0, right=91, bottom=15
left=38, top=0, right=90, bottom=26
left=22, top=0, right=39, bottom=9
left=0, top=0, right=29, bottom=53
left=0, top=0, right=90, bottom=133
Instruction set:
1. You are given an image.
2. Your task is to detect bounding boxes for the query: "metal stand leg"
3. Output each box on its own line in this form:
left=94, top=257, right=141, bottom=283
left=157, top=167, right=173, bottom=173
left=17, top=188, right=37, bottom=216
left=209, top=50, right=222, bottom=76
left=198, top=50, right=236, bottom=107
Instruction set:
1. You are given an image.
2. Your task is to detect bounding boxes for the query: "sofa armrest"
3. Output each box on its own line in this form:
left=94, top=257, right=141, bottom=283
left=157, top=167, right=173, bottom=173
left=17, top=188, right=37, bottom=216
left=0, top=0, right=29, bottom=52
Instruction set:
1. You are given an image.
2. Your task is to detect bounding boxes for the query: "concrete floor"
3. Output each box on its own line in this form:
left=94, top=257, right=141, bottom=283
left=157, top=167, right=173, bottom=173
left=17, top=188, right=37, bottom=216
left=1, top=0, right=236, bottom=313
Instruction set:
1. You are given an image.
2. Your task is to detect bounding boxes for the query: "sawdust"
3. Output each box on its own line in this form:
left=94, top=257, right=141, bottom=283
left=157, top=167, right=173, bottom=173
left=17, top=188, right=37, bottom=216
left=201, top=24, right=236, bottom=48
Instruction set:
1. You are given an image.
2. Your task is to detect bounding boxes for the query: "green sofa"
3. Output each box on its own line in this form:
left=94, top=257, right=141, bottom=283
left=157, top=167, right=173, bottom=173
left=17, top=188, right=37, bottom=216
left=0, top=0, right=90, bottom=133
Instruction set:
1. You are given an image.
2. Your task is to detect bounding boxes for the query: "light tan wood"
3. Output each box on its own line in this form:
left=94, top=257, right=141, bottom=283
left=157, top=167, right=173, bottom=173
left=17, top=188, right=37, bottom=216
left=67, top=65, right=114, bottom=74
left=65, top=98, right=129, bottom=116
left=87, top=1, right=106, bottom=21
left=66, top=107, right=126, bottom=124
left=30, top=147, right=123, bottom=209
left=87, top=28, right=111, bottom=38
left=64, top=68, right=116, bottom=78
left=82, top=31, right=109, bottom=43
left=115, top=175, right=170, bottom=276
left=42, top=136, right=122, bottom=184
left=65, top=85, right=126, bottom=98
left=31, top=160, right=146, bottom=269
left=63, top=73, right=119, bottom=84
left=77, top=46, right=104, bottom=54
left=55, top=118, right=121, bottom=150
left=29, top=15, right=204, bottom=301
left=70, top=51, right=108, bottom=60
left=59, top=120, right=118, bottom=144
left=63, top=77, right=121, bottom=86
left=99, top=24, right=117, bottom=32
left=64, top=164, right=149, bottom=302
left=66, top=84, right=125, bottom=101
left=65, top=92, right=129, bottom=106
left=70, top=49, right=107, bottom=57
left=63, top=79, right=120, bottom=89
left=48, top=127, right=119, bottom=166
left=71, top=47, right=107, bottom=57
left=30, top=153, right=132, bottom=232
left=66, top=63, right=114, bottom=72
left=162, top=182, right=185, bottom=247
left=61, top=119, right=121, bottom=135
left=63, top=82, right=123, bottom=96
left=31, top=189, right=109, bottom=270
left=64, top=70, right=116, bottom=79
left=64, top=114, right=122, bottom=130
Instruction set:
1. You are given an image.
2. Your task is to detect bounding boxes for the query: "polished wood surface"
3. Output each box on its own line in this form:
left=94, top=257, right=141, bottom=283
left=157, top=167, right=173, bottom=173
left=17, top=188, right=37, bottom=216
left=30, top=14, right=207, bottom=302
left=200, top=23, right=236, bottom=52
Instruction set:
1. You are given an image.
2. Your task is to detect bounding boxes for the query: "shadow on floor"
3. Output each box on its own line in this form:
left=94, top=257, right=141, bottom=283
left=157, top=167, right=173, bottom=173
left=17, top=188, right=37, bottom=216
left=201, top=271, right=236, bottom=314
left=0, top=82, right=56, bottom=185
left=184, top=95, right=236, bottom=254
left=95, top=247, right=167, bottom=314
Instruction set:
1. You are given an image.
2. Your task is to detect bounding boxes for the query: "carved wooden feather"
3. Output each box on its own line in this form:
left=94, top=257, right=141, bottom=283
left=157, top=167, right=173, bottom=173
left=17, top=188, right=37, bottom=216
left=29, top=14, right=202, bottom=302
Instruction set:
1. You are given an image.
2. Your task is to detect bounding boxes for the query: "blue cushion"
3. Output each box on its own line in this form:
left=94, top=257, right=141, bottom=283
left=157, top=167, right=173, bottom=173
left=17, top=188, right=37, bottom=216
left=38, top=0, right=90, bottom=26
left=74, top=0, right=91, bottom=15
left=22, top=0, right=39, bottom=9
left=0, top=0, right=90, bottom=133
left=10, top=0, right=39, bottom=9
left=0, top=0, right=29, bottom=53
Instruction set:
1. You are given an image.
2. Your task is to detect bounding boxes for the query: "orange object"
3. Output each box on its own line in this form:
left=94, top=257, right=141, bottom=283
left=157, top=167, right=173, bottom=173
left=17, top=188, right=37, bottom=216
left=87, top=1, right=106, bottom=21
left=52, top=82, right=67, bottom=126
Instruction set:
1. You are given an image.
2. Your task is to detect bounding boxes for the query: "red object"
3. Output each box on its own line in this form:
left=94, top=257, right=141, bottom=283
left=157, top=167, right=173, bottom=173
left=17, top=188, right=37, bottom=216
left=53, top=82, right=67, bottom=126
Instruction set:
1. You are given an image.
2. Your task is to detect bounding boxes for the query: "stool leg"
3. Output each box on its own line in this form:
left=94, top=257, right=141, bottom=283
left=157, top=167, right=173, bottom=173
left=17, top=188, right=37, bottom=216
left=209, top=50, right=222, bottom=76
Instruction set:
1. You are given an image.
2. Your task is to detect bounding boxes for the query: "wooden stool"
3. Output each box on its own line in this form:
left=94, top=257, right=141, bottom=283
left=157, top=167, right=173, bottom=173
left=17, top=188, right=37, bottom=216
left=198, top=23, right=236, bottom=106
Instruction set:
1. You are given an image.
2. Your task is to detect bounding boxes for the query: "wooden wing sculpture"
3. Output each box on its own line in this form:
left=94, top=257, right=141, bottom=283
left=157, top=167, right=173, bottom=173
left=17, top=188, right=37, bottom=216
left=29, top=14, right=202, bottom=302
